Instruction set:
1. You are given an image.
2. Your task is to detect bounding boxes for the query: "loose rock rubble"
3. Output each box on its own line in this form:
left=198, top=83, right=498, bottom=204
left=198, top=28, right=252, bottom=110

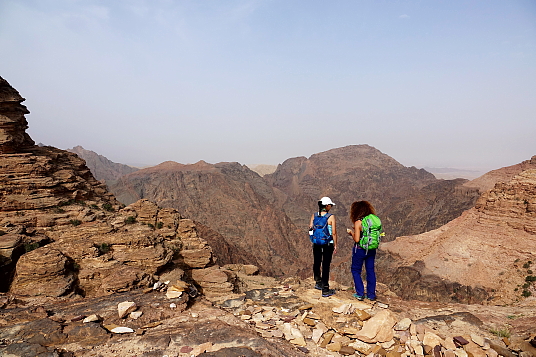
left=204, top=278, right=536, bottom=357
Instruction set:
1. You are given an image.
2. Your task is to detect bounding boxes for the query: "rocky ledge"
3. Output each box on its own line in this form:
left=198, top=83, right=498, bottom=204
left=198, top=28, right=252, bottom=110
left=1, top=277, right=535, bottom=357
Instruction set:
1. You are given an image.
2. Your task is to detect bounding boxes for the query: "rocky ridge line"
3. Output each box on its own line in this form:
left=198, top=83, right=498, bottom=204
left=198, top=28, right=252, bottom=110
left=67, top=145, right=139, bottom=186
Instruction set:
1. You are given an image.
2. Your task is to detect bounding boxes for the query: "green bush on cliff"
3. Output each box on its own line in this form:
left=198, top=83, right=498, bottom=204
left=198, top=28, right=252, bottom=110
left=125, top=216, right=136, bottom=224
left=24, top=242, right=39, bottom=252
left=102, top=203, right=114, bottom=212
left=70, top=219, right=81, bottom=226
left=60, top=200, right=86, bottom=207
left=98, top=243, right=110, bottom=254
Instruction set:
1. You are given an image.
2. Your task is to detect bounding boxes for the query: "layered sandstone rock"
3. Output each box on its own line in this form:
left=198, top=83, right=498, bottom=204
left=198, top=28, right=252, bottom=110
left=10, top=246, right=75, bottom=297
left=0, top=85, right=120, bottom=230
left=7, top=198, right=233, bottom=298
left=475, top=168, right=536, bottom=233
left=0, top=78, right=230, bottom=300
left=0, top=76, right=118, bottom=219
left=0, top=76, right=34, bottom=153
left=8, top=199, right=221, bottom=298
left=380, top=168, right=536, bottom=304
left=0, top=145, right=117, bottom=213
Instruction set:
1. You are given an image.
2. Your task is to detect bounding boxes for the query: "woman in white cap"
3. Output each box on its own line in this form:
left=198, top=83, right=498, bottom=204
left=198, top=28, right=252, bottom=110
left=308, top=196, right=338, bottom=297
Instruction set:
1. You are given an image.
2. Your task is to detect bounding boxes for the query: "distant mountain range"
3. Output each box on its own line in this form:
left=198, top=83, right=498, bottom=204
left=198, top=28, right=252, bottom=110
left=423, top=167, right=486, bottom=180
left=68, top=143, right=536, bottom=299
left=99, top=144, right=481, bottom=282
left=67, top=146, right=139, bottom=185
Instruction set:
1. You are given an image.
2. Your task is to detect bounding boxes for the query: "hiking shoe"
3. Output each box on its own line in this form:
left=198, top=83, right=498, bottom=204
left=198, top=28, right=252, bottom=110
left=322, top=289, right=336, bottom=297
left=314, top=282, right=323, bottom=290
left=353, top=293, right=364, bottom=301
left=365, top=296, right=376, bottom=301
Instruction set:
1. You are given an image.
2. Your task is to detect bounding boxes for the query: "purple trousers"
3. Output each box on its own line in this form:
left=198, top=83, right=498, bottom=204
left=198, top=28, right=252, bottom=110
left=351, top=246, right=377, bottom=299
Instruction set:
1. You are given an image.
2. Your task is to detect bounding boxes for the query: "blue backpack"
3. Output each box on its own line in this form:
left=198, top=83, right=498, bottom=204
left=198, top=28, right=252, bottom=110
left=310, top=212, right=332, bottom=245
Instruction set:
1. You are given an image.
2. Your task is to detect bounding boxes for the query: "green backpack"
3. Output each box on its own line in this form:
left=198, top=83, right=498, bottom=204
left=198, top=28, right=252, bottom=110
left=359, top=214, right=383, bottom=251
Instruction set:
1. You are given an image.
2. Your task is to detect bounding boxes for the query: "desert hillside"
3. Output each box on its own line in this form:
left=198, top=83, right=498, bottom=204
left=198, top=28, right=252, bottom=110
left=463, top=156, right=536, bottom=192
left=265, top=145, right=481, bottom=240
left=380, top=168, right=536, bottom=305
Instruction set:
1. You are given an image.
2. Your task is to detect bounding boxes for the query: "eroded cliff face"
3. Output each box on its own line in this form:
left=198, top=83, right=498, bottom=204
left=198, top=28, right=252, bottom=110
left=464, top=156, right=536, bottom=192
left=0, top=77, right=120, bottom=290
left=0, top=76, right=34, bottom=154
left=380, top=168, right=536, bottom=304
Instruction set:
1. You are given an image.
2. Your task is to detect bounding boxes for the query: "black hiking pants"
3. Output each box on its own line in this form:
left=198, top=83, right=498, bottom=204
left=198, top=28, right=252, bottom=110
left=312, top=243, right=334, bottom=292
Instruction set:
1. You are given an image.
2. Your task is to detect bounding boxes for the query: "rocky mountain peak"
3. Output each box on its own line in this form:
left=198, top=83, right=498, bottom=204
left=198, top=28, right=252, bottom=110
left=308, top=144, right=405, bottom=173
left=0, top=78, right=121, bottom=288
left=0, top=76, right=34, bottom=153
left=67, top=145, right=139, bottom=185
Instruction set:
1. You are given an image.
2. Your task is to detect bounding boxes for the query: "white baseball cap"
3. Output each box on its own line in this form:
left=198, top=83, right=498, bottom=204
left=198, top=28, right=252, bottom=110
left=320, top=197, right=336, bottom=206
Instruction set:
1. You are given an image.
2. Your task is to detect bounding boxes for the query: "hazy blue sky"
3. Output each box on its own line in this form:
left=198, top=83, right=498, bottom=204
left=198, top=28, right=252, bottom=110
left=1, top=1, right=535, bottom=170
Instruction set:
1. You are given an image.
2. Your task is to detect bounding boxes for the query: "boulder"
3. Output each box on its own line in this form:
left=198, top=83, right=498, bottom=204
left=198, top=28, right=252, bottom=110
left=0, top=233, right=23, bottom=262
left=191, top=266, right=234, bottom=296
left=394, top=317, right=412, bottom=331
left=354, top=309, right=397, bottom=343
left=97, top=266, right=153, bottom=296
left=423, top=331, right=444, bottom=348
left=10, top=247, right=75, bottom=297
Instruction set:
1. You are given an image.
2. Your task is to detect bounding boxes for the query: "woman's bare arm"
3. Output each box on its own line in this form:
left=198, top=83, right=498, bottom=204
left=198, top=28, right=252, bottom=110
left=329, top=214, right=337, bottom=253
left=349, top=220, right=362, bottom=244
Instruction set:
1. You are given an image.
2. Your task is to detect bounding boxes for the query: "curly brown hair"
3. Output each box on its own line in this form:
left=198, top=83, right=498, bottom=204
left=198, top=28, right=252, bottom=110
left=349, top=201, right=376, bottom=223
